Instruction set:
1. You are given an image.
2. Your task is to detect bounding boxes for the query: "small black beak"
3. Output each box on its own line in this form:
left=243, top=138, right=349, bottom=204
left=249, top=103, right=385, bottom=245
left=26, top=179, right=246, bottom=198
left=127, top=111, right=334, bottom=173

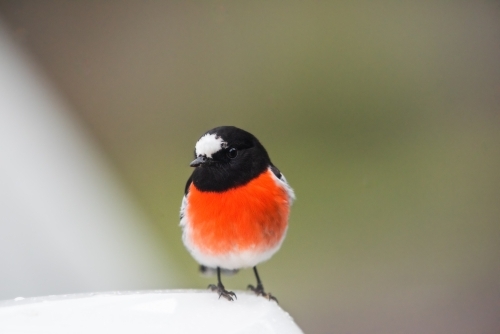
left=190, top=155, right=207, bottom=167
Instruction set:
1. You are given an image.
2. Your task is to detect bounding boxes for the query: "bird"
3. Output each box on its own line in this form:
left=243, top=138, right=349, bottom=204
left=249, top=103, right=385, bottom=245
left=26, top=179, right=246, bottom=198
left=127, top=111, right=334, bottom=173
left=180, top=126, right=295, bottom=302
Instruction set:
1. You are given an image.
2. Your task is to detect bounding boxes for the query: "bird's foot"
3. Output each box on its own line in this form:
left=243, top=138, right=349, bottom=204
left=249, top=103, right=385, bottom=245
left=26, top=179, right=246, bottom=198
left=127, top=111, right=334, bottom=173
left=247, top=284, right=278, bottom=303
left=208, top=283, right=237, bottom=301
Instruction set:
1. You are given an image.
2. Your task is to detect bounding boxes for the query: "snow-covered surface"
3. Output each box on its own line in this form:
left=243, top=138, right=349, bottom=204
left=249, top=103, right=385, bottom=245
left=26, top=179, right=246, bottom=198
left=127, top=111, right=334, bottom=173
left=0, top=290, right=303, bottom=334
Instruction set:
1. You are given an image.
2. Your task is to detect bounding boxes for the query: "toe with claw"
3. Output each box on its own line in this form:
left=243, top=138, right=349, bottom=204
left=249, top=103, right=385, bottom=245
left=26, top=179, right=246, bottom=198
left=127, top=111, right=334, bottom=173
left=209, top=283, right=237, bottom=301
left=247, top=283, right=278, bottom=303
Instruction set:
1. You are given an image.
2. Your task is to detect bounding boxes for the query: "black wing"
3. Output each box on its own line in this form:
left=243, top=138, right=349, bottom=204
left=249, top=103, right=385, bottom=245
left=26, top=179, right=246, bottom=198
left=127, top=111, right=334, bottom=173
left=184, top=175, right=193, bottom=196
left=270, top=164, right=282, bottom=179
left=180, top=175, right=193, bottom=220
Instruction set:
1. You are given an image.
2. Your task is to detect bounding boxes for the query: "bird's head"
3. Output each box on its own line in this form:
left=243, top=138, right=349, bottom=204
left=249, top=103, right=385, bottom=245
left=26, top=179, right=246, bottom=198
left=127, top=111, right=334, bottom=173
left=189, top=126, right=271, bottom=191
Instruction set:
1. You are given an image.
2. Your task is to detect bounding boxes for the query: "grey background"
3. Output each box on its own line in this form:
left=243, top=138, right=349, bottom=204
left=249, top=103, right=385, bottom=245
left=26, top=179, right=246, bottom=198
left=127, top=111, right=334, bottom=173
left=0, top=1, right=499, bottom=333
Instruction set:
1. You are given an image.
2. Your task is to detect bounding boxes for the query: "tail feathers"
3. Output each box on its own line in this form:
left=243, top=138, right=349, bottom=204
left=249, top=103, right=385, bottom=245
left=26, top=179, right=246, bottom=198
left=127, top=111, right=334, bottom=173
left=199, top=265, right=239, bottom=276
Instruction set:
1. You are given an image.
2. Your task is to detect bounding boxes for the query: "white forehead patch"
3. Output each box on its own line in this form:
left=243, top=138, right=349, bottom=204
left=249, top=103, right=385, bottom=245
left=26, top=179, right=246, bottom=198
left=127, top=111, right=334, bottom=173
left=195, top=133, right=227, bottom=158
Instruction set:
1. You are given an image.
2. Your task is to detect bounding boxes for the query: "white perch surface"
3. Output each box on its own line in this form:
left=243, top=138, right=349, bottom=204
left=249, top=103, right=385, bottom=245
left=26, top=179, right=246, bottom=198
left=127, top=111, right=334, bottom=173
left=0, top=290, right=303, bottom=334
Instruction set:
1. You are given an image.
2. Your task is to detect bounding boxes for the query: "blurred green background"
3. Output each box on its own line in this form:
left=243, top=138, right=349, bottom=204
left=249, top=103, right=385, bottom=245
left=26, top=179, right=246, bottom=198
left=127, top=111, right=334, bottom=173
left=1, top=1, right=499, bottom=332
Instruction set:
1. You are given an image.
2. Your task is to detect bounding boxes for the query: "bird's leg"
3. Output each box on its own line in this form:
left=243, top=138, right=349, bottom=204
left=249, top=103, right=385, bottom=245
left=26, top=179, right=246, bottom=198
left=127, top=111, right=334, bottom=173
left=208, top=267, right=237, bottom=301
left=247, top=266, right=278, bottom=303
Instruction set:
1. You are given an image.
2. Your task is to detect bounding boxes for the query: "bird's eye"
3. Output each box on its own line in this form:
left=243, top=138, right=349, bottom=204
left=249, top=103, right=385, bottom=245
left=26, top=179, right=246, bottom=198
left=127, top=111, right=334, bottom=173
left=227, top=148, right=238, bottom=159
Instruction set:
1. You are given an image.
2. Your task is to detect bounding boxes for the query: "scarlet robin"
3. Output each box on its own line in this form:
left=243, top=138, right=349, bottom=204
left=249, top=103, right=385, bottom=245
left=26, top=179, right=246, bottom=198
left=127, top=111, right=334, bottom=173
left=180, top=126, right=295, bottom=301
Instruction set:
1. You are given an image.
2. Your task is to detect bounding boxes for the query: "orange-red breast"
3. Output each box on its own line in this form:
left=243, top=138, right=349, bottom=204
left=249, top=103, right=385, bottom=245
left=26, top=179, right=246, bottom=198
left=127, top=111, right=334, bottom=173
left=180, top=126, right=295, bottom=301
